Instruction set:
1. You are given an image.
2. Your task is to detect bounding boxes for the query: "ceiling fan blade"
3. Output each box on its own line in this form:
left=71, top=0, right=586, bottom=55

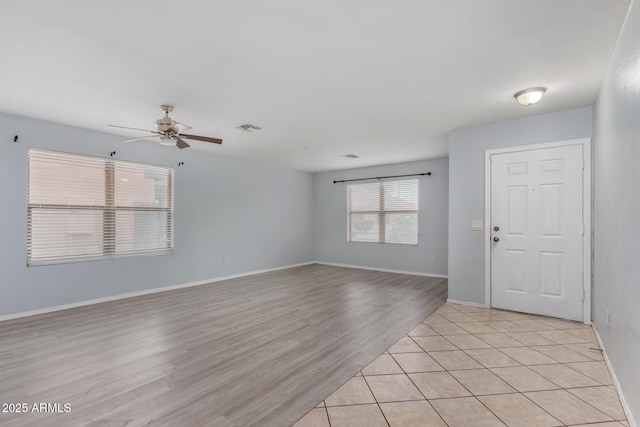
left=171, top=122, right=192, bottom=134
left=175, top=137, right=190, bottom=149
left=121, top=135, right=159, bottom=143
left=181, top=133, right=223, bottom=144
left=108, top=124, right=160, bottom=134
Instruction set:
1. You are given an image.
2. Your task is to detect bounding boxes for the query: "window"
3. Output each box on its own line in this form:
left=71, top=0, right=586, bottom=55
left=348, top=179, right=418, bottom=245
left=27, top=149, right=173, bottom=266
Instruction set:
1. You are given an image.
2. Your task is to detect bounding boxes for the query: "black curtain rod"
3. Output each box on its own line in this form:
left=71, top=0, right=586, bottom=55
left=333, top=172, right=431, bottom=184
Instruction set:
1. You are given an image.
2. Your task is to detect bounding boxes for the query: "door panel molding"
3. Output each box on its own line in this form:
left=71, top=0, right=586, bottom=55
left=484, top=138, right=591, bottom=324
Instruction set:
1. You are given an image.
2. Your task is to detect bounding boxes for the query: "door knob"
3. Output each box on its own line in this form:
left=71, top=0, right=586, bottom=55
left=493, top=237, right=500, bottom=242
left=493, top=226, right=500, bottom=231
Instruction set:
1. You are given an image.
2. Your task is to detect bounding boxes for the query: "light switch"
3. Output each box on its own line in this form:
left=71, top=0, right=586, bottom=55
left=471, top=220, right=483, bottom=231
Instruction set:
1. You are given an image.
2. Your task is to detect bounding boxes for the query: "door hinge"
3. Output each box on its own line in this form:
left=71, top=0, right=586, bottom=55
left=582, top=158, right=585, bottom=169
left=582, top=289, right=585, bottom=302
left=582, top=223, right=585, bottom=236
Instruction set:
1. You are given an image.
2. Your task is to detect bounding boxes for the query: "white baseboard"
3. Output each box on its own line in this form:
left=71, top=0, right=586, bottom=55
left=315, top=262, right=448, bottom=279
left=592, top=325, right=637, bottom=427
left=0, top=262, right=315, bottom=323
left=446, top=298, right=489, bottom=308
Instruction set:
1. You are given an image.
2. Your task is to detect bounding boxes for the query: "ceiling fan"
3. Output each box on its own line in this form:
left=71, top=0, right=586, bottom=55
left=108, top=105, right=222, bottom=149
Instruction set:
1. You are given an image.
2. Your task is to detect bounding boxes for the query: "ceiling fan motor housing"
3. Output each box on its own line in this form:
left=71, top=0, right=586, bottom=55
left=156, top=105, right=176, bottom=132
left=156, top=116, right=174, bottom=132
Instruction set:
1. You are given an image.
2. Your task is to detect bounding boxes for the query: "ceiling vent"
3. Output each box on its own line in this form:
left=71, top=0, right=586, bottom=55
left=237, top=124, right=262, bottom=132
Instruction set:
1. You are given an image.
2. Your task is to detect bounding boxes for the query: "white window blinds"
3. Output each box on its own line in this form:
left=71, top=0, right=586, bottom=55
left=348, top=179, right=418, bottom=245
left=27, top=149, right=173, bottom=266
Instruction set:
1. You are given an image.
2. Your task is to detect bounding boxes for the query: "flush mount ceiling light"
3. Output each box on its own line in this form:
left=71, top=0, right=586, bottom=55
left=514, top=87, right=546, bottom=106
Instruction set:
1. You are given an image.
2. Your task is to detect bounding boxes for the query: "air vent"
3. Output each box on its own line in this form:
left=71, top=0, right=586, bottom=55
left=237, top=124, right=262, bottom=132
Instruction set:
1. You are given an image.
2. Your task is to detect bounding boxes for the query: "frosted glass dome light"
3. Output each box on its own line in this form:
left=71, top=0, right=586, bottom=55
left=514, top=87, right=546, bottom=106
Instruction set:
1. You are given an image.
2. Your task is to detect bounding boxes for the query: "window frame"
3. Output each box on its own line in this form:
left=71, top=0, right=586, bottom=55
left=347, top=179, right=419, bottom=246
left=27, top=148, right=174, bottom=266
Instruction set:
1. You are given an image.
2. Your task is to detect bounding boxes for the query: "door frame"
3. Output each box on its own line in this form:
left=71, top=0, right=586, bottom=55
left=483, top=138, right=592, bottom=324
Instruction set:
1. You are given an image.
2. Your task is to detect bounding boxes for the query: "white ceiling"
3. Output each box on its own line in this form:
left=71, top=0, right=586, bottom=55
left=0, top=0, right=630, bottom=172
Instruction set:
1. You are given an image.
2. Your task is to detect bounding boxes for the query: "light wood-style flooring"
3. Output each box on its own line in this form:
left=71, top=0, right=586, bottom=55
left=0, top=264, right=447, bottom=426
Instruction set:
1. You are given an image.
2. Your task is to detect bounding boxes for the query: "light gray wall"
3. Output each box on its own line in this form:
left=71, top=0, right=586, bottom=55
left=593, top=0, right=640, bottom=421
left=0, top=113, right=313, bottom=317
left=448, top=107, right=593, bottom=304
left=312, top=159, right=449, bottom=276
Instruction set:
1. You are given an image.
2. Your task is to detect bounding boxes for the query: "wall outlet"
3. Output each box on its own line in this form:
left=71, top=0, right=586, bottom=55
left=223, top=255, right=230, bottom=265
left=606, top=309, right=611, bottom=326
left=431, top=255, right=439, bottom=263
left=471, top=219, right=483, bottom=231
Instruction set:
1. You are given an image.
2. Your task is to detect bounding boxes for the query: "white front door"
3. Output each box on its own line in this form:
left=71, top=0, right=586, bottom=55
left=490, top=144, right=584, bottom=321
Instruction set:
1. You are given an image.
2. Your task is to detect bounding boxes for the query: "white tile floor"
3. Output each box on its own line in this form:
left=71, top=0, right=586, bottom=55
left=293, top=303, right=628, bottom=427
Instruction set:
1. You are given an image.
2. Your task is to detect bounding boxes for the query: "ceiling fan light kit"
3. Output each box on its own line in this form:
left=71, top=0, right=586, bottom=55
left=514, top=87, right=546, bottom=106
left=159, top=137, right=176, bottom=146
left=108, top=105, right=223, bottom=149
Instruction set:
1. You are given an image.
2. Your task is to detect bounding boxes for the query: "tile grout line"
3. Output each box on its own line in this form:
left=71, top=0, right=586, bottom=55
left=386, top=345, right=451, bottom=427
left=322, top=404, right=332, bottom=427
left=360, top=372, right=391, bottom=427
left=561, top=360, right=613, bottom=384
left=327, top=398, right=433, bottom=407
left=563, top=387, right=624, bottom=422
left=515, top=390, right=566, bottom=426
